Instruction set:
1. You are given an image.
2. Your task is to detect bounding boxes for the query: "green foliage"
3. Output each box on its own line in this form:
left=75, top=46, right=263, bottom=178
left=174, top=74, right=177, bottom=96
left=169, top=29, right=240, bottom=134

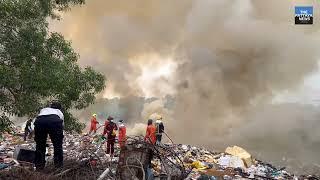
left=39, top=0, right=85, bottom=18
left=0, top=114, right=13, bottom=133
left=0, top=0, right=84, bottom=19
left=63, top=111, right=85, bottom=133
left=0, top=0, right=105, bottom=133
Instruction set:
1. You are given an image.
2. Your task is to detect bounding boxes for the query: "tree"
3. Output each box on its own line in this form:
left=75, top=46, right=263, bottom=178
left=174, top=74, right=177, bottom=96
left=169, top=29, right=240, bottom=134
left=0, top=0, right=105, bottom=133
left=0, top=114, right=13, bottom=133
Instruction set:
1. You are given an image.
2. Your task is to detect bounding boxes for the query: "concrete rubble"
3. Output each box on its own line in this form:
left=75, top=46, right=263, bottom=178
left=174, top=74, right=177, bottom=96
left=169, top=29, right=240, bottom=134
left=0, top=130, right=319, bottom=180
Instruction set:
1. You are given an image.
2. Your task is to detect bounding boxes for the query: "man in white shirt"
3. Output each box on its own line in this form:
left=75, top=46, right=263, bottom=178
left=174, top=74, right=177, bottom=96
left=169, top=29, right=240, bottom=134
left=34, top=101, right=64, bottom=170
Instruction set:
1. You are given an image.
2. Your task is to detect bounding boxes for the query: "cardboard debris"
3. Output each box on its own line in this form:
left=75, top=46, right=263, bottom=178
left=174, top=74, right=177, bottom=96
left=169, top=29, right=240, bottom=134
left=225, top=145, right=253, bottom=167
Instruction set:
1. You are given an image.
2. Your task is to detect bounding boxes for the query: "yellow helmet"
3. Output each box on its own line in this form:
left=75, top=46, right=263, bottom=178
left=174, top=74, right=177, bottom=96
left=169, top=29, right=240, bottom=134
left=92, top=114, right=97, bottom=117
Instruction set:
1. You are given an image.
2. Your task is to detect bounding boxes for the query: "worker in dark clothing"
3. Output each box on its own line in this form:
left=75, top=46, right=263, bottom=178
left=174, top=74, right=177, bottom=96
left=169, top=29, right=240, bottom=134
left=102, top=116, right=118, bottom=155
left=155, top=117, right=164, bottom=145
left=34, top=102, right=64, bottom=170
left=24, top=119, right=33, bottom=141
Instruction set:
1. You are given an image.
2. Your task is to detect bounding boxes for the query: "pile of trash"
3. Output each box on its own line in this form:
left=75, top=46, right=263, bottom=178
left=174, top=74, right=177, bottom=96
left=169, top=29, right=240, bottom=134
left=149, top=144, right=320, bottom=180
left=0, top=132, right=119, bottom=179
left=119, top=137, right=319, bottom=179
left=153, top=144, right=320, bottom=180
left=1, top=131, right=319, bottom=180
left=0, top=131, right=32, bottom=171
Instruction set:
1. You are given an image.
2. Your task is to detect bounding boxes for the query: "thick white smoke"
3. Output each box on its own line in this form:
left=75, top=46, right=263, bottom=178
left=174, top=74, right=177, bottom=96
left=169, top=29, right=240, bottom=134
left=50, top=0, right=320, bottom=174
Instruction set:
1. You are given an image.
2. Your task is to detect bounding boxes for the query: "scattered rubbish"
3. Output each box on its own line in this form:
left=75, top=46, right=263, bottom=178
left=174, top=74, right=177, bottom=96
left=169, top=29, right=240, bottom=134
left=218, top=155, right=245, bottom=168
left=0, top=127, right=319, bottom=180
left=17, top=149, right=35, bottom=163
left=0, top=163, right=9, bottom=170
left=225, top=146, right=253, bottom=168
left=97, top=168, right=110, bottom=180
left=191, top=161, right=207, bottom=170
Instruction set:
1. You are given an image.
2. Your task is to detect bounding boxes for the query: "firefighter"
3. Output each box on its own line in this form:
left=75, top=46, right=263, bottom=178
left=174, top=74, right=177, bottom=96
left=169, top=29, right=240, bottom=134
left=118, top=120, right=126, bottom=149
left=34, top=101, right=64, bottom=170
left=102, top=116, right=118, bottom=155
left=144, top=119, right=156, bottom=179
left=155, top=117, right=164, bottom=145
left=89, top=114, right=99, bottom=135
left=144, top=119, right=156, bottom=144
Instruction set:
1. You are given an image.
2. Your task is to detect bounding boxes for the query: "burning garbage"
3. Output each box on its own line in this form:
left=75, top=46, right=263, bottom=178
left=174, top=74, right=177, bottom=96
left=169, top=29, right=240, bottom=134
left=1, top=124, right=320, bottom=180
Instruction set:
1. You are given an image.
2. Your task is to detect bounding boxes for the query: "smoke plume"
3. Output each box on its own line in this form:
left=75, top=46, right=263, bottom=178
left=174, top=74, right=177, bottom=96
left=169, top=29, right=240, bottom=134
left=50, top=0, right=320, bottom=174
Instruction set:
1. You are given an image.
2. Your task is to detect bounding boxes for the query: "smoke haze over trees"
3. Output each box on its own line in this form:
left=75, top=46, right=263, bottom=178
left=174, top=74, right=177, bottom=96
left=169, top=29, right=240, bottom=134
left=3, top=0, right=317, bottom=174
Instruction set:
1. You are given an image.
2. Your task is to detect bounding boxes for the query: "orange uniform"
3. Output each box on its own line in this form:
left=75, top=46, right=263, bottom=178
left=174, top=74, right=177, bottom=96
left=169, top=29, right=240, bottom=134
left=118, top=124, right=126, bottom=148
left=89, top=117, right=99, bottom=133
left=144, top=125, right=156, bottom=144
left=103, top=120, right=117, bottom=155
